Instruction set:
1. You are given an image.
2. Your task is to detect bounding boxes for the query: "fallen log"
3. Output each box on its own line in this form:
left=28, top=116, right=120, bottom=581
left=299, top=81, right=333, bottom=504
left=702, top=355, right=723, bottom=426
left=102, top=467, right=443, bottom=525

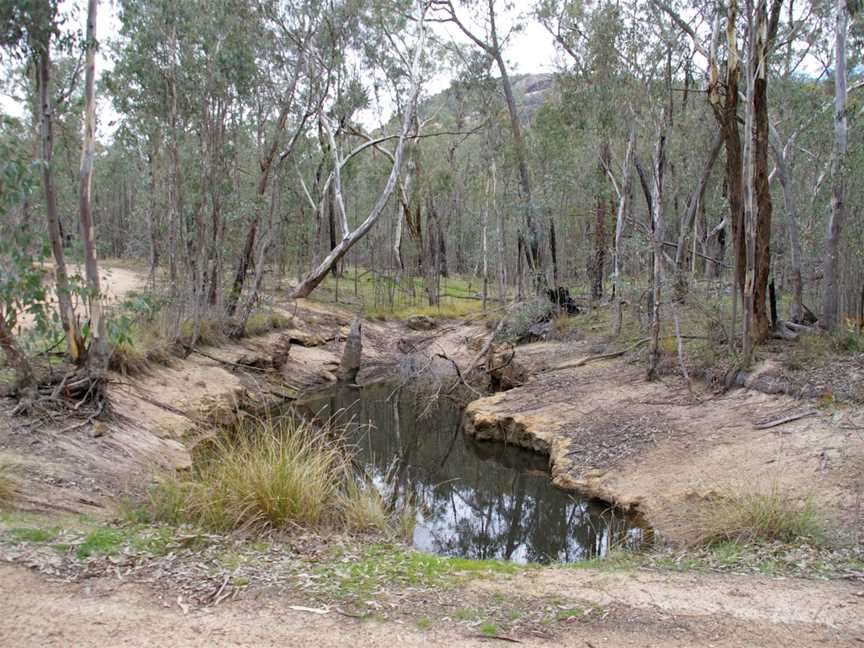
left=546, top=338, right=650, bottom=372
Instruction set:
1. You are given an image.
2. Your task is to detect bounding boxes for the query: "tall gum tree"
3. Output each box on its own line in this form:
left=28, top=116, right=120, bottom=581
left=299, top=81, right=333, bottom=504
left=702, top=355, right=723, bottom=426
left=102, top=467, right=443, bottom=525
left=432, top=0, right=546, bottom=289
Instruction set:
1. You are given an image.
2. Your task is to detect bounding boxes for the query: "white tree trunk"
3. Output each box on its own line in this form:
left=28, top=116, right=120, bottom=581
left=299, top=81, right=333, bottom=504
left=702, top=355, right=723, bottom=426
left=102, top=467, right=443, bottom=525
left=292, top=4, right=428, bottom=299
left=820, top=0, right=848, bottom=331
left=79, top=0, right=107, bottom=372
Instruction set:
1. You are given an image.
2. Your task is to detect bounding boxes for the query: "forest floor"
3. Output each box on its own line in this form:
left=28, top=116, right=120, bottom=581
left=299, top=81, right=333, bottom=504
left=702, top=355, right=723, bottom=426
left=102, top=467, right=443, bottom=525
left=2, top=264, right=864, bottom=646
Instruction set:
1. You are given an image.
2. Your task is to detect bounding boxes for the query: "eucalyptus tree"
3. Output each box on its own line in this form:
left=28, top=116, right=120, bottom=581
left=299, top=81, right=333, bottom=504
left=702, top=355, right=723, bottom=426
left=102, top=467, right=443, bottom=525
left=821, top=0, right=850, bottom=331
left=431, top=0, right=546, bottom=290
left=0, top=0, right=84, bottom=362
left=78, top=0, right=107, bottom=373
left=291, top=0, right=430, bottom=297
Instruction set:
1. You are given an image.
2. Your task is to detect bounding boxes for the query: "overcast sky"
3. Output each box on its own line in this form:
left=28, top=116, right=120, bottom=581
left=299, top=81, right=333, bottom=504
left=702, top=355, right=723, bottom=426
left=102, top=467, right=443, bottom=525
left=1, top=1, right=561, bottom=138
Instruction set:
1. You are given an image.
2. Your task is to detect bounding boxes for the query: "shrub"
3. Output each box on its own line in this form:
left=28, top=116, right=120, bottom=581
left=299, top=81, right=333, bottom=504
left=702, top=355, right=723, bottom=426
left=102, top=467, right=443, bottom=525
left=495, top=298, right=553, bottom=343
left=687, top=484, right=826, bottom=547
left=143, top=416, right=414, bottom=539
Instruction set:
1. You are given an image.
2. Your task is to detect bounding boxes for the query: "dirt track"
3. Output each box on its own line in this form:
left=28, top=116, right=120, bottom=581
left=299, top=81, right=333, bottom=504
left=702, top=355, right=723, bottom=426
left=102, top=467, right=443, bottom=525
left=2, top=563, right=861, bottom=648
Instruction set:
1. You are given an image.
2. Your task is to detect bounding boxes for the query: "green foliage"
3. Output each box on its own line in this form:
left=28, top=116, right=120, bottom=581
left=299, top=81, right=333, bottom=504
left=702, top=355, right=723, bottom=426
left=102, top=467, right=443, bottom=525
left=0, top=127, right=51, bottom=337
left=479, top=621, right=499, bottom=636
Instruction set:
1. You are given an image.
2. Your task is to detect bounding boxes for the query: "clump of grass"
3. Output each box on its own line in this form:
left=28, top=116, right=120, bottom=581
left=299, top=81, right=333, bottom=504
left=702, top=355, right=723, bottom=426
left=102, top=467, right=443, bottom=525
left=243, top=311, right=292, bottom=337
left=179, top=316, right=228, bottom=347
left=108, top=342, right=150, bottom=376
left=688, top=484, right=826, bottom=547
left=8, top=526, right=57, bottom=543
left=143, top=416, right=413, bottom=539
left=479, top=621, right=499, bottom=636
left=0, top=458, right=18, bottom=505
left=76, top=528, right=126, bottom=559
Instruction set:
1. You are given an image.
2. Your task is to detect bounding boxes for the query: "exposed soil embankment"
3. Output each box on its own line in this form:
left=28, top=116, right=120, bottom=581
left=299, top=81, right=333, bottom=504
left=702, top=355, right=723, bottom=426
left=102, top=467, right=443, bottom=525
left=464, top=338, right=864, bottom=544
left=1, top=286, right=485, bottom=516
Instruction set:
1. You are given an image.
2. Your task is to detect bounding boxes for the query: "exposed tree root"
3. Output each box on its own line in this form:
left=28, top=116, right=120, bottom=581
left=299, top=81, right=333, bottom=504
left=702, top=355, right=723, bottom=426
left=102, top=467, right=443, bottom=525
left=9, top=367, right=108, bottom=424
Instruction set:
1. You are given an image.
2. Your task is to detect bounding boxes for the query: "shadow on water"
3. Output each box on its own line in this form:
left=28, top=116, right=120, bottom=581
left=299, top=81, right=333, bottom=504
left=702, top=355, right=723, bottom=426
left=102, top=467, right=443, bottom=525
left=298, top=383, right=645, bottom=564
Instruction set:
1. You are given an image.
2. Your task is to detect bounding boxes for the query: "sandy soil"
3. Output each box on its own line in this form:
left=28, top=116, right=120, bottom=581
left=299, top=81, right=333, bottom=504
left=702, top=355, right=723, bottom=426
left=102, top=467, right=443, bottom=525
left=2, top=563, right=861, bottom=648
left=14, top=263, right=145, bottom=331
left=465, top=337, right=864, bottom=543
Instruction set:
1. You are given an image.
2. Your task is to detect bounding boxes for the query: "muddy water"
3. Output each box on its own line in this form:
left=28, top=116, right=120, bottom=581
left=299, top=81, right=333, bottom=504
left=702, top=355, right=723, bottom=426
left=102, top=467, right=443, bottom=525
left=299, top=384, right=643, bottom=564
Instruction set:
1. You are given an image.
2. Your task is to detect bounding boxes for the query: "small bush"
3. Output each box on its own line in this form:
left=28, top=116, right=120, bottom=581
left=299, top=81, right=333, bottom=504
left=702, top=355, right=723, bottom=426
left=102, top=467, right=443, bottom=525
left=688, top=484, right=826, bottom=547
left=496, top=298, right=553, bottom=343
left=143, top=416, right=413, bottom=538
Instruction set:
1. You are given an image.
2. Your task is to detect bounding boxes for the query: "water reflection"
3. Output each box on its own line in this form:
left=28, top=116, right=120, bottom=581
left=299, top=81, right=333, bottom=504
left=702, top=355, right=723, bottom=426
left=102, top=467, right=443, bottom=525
left=299, top=384, right=640, bottom=564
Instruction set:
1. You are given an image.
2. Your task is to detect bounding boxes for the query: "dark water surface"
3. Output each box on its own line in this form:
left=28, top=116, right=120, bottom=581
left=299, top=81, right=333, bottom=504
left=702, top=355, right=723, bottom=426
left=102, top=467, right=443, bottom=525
left=299, top=384, right=643, bottom=564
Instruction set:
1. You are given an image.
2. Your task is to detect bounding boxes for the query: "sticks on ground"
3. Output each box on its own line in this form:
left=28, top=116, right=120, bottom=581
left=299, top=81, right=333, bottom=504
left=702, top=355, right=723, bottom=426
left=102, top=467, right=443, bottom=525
left=546, top=338, right=650, bottom=373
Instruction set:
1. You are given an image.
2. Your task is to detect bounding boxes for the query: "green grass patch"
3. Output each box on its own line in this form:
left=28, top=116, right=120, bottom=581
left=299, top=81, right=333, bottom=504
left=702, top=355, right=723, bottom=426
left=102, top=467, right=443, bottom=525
left=555, top=606, right=588, bottom=621
left=313, top=544, right=532, bottom=603
left=7, top=526, right=58, bottom=543
left=76, top=528, right=126, bottom=559
left=479, top=621, right=499, bottom=636
left=243, top=311, right=292, bottom=336
left=452, top=607, right=479, bottom=621
left=416, top=616, right=432, bottom=631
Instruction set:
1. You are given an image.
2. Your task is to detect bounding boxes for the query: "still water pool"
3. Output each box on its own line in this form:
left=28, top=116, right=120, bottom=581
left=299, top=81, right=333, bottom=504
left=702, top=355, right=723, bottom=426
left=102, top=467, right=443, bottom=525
left=299, top=384, right=643, bottom=564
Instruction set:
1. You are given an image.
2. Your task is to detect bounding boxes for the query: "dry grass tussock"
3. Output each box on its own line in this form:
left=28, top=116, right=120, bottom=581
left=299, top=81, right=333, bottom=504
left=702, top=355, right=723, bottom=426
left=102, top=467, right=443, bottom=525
left=0, top=457, right=18, bottom=505
left=684, top=482, right=827, bottom=548
left=141, top=415, right=415, bottom=540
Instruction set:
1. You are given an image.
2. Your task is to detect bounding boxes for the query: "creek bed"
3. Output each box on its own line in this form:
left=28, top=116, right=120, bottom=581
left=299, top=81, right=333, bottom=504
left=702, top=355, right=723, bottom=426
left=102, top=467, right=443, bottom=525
left=299, top=384, right=644, bottom=564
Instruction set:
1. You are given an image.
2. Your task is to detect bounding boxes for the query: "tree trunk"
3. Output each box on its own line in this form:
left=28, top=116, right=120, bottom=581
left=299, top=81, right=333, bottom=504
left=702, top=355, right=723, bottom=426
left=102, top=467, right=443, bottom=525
left=769, top=127, right=803, bottom=323
left=613, top=128, right=636, bottom=299
left=37, top=41, right=83, bottom=363
left=675, top=131, right=723, bottom=279
left=751, top=0, right=774, bottom=345
left=647, top=125, right=667, bottom=382
left=592, top=194, right=606, bottom=301
left=821, top=0, right=848, bottom=331
left=494, top=52, right=543, bottom=289
left=145, top=144, right=159, bottom=290
left=78, top=0, right=107, bottom=373
left=548, top=213, right=558, bottom=287
left=227, top=57, right=304, bottom=315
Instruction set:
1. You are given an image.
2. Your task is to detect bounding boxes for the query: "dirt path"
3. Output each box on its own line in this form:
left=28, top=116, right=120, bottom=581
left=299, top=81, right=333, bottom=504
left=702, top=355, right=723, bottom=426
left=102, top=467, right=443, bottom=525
left=14, top=263, right=145, bottom=331
left=1, top=563, right=860, bottom=647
